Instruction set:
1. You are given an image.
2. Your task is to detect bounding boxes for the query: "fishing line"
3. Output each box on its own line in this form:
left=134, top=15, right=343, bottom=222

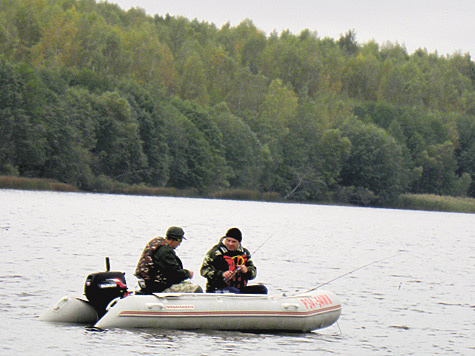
left=251, top=231, right=278, bottom=256
left=299, top=253, right=399, bottom=294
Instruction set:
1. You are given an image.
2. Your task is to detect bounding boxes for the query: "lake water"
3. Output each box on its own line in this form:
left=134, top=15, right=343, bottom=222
left=0, top=189, right=473, bottom=355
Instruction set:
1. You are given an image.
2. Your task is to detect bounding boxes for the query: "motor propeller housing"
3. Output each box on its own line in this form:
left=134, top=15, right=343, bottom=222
left=84, top=271, right=128, bottom=316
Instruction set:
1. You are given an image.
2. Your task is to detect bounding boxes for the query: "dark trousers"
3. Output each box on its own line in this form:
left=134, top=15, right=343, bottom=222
left=214, top=284, right=268, bottom=294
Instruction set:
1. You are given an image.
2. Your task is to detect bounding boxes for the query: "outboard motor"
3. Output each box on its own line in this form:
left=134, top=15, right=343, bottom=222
left=84, top=257, right=128, bottom=317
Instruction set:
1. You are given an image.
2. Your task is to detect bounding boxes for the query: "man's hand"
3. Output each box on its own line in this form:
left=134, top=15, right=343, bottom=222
left=223, top=265, right=247, bottom=282
left=222, top=270, right=233, bottom=280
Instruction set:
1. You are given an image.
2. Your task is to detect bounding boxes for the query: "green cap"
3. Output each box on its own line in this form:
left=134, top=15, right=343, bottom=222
left=166, top=226, right=186, bottom=240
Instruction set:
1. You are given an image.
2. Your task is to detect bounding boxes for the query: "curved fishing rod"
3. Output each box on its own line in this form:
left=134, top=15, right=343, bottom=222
left=298, top=253, right=398, bottom=294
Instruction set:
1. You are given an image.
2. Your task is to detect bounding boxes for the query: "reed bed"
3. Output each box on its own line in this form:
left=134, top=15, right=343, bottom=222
left=106, top=184, right=196, bottom=198
left=210, top=189, right=281, bottom=202
left=2, top=175, right=474, bottom=214
left=397, top=194, right=475, bottom=213
left=0, top=176, right=79, bottom=192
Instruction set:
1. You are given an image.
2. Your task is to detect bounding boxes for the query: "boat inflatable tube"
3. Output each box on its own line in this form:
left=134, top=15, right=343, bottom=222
left=94, top=289, right=341, bottom=332
left=39, top=295, right=98, bottom=324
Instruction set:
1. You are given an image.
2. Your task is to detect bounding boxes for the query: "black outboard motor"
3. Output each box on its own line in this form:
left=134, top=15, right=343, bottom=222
left=84, top=257, right=128, bottom=317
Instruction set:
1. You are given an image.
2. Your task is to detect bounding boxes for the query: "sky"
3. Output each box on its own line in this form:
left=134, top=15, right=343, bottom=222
left=109, top=0, right=474, bottom=56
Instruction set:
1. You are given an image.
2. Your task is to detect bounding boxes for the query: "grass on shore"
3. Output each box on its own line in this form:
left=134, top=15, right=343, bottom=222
left=0, top=176, right=79, bottom=192
left=1, top=175, right=474, bottom=213
left=397, top=193, right=475, bottom=214
left=0, top=176, right=283, bottom=202
left=210, top=189, right=281, bottom=202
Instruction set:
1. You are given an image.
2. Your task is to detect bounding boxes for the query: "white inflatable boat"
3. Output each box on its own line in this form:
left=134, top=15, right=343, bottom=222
left=40, top=260, right=341, bottom=332
left=41, top=290, right=341, bottom=332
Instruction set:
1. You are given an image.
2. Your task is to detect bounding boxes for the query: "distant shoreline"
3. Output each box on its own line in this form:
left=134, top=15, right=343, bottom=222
left=1, top=175, right=473, bottom=214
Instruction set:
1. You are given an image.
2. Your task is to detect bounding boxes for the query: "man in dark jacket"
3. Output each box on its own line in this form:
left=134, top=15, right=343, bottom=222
left=135, top=226, right=202, bottom=293
left=200, top=227, right=267, bottom=294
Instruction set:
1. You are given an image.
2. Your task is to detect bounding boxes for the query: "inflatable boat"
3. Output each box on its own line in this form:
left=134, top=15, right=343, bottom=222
left=40, top=260, right=341, bottom=332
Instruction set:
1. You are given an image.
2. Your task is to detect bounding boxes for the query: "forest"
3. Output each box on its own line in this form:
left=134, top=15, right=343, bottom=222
left=0, top=0, right=474, bottom=208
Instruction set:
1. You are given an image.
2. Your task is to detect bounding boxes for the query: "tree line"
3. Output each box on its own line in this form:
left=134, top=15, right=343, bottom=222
left=0, top=0, right=474, bottom=206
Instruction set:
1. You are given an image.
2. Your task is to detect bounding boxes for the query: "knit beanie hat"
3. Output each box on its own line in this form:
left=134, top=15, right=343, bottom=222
left=225, top=227, right=242, bottom=242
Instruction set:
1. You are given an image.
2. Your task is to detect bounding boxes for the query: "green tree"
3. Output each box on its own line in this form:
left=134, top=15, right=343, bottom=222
left=203, top=44, right=236, bottom=105
left=212, top=104, right=264, bottom=188
left=238, top=23, right=266, bottom=75
left=0, top=12, right=15, bottom=58
left=253, top=79, right=299, bottom=194
left=340, top=118, right=408, bottom=203
left=179, top=52, right=209, bottom=106
left=261, top=30, right=324, bottom=97
left=93, top=91, right=147, bottom=183
left=412, top=141, right=459, bottom=195
left=13, top=4, right=42, bottom=60
left=0, top=59, right=47, bottom=176
left=381, top=61, right=424, bottom=106
left=172, top=98, right=227, bottom=189
left=270, top=96, right=324, bottom=200
left=256, top=78, right=298, bottom=143
left=118, top=80, right=170, bottom=187
left=342, top=51, right=380, bottom=101
left=337, top=29, right=358, bottom=56
left=319, top=129, right=352, bottom=188
left=225, top=67, right=268, bottom=115
left=42, top=108, right=94, bottom=186
left=124, top=26, right=177, bottom=93
left=161, top=106, right=216, bottom=192
left=455, top=114, right=475, bottom=196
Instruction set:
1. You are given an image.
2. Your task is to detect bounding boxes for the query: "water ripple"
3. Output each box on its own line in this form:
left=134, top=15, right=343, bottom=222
left=1, top=190, right=473, bottom=355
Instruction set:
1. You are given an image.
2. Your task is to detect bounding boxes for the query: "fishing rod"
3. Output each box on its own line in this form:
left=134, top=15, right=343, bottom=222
left=299, top=253, right=398, bottom=294
left=251, top=231, right=278, bottom=256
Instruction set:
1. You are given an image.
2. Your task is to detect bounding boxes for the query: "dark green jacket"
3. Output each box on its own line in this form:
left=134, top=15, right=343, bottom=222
left=200, top=238, right=257, bottom=292
left=145, top=241, right=190, bottom=292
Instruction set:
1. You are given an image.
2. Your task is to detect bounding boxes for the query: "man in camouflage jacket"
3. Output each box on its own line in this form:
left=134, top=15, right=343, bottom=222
left=200, top=228, right=267, bottom=294
left=136, top=226, right=202, bottom=293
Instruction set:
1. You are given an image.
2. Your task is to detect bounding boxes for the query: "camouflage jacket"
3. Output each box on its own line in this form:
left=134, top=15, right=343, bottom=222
left=135, top=237, right=190, bottom=292
left=200, top=238, right=257, bottom=292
